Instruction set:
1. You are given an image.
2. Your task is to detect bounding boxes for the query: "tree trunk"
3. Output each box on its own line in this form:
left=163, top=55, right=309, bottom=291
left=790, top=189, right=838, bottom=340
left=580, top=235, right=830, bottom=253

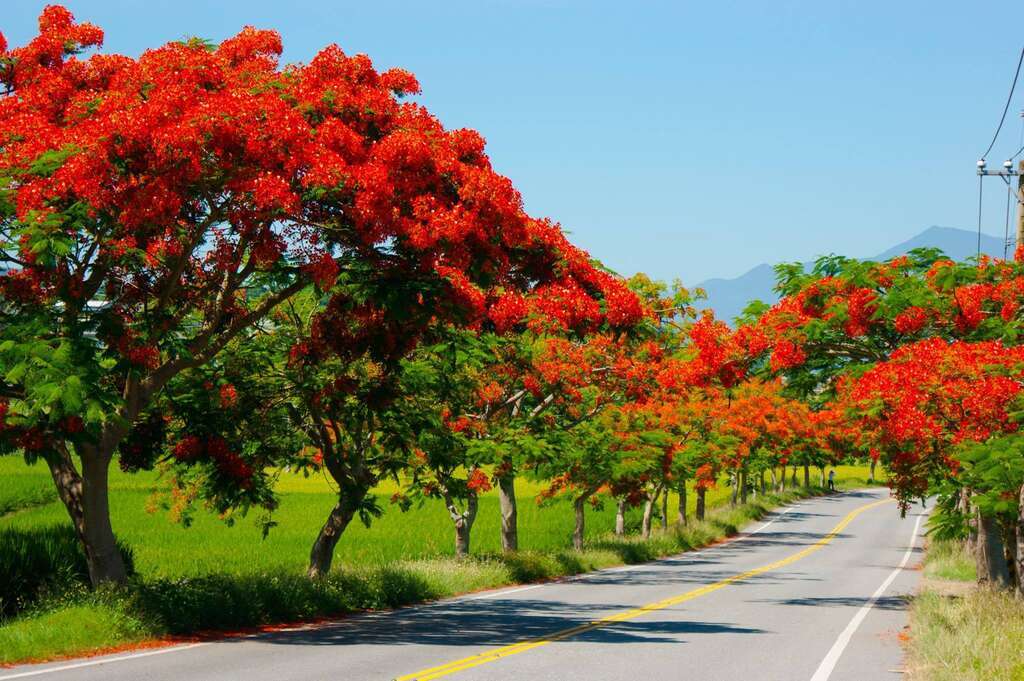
left=48, top=447, right=128, bottom=587
left=770, top=467, right=778, bottom=493
left=677, top=481, right=688, bottom=526
left=573, top=495, right=587, bottom=551
left=803, top=464, right=810, bottom=487
left=696, top=486, right=706, bottom=521
left=962, top=491, right=977, bottom=555
left=497, top=474, right=518, bottom=553
left=818, top=466, right=825, bottom=487
left=660, top=490, right=669, bottom=529
left=759, top=470, right=766, bottom=496
left=444, top=490, right=479, bottom=558
left=790, top=466, right=798, bottom=486
left=308, top=489, right=366, bottom=578
left=642, top=496, right=656, bottom=539
left=615, top=499, right=626, bottom=536
left=975, top=508, right=1011, bottom=588
left=869, top=458, right=877, bottom=483
left=1017, top=483, right=1024, bottom=598
left=730, top=472, right=738, bottom=507
left=1002, top=522, right=1017, bottom=592
left=739, top=470, right=748, bottom=505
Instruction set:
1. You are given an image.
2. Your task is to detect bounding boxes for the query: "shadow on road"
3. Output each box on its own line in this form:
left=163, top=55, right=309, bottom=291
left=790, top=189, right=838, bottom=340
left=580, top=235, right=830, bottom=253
left=238, top=597, right=767, bottom=649
left=751, top=595, right=908, bottom=612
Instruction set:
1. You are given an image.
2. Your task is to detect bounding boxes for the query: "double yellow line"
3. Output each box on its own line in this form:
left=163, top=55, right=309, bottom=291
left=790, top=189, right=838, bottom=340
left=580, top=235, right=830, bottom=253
left=396, top=497, right=891, bottom=681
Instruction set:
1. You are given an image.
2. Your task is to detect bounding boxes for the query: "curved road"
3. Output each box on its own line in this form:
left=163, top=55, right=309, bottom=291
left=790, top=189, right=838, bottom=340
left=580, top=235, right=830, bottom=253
left=1, top=488, right=926, bottom=681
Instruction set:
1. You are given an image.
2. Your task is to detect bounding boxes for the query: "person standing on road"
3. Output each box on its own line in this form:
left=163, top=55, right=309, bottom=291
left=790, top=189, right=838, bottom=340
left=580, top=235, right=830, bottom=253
left=827, top=469, right=835, bottom=491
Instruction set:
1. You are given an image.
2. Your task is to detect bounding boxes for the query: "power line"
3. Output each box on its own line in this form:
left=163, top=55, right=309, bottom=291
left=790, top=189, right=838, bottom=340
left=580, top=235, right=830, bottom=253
left=980, top=45, right=1024, bottom=160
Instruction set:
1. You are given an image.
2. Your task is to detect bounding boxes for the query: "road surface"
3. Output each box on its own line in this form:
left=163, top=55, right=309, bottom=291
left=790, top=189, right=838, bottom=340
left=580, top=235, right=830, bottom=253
left=0, top=488, right=927, bottom=681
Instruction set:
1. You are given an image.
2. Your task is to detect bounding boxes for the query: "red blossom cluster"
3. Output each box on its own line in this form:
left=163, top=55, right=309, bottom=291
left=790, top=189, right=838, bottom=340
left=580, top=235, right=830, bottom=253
left=172, top=434, right=253, bottom=482
left=835, top=338, right=1024, bottom=507
left=893, top=306, right=928, bottom=335
left=1, top=5, right=641, bottom=388
left=218, top=384, right=238, bottom=409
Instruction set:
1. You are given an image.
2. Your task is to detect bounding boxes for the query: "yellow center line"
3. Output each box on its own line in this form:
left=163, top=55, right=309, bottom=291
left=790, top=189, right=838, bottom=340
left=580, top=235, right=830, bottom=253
left=395, top=497, right=892, bottom=681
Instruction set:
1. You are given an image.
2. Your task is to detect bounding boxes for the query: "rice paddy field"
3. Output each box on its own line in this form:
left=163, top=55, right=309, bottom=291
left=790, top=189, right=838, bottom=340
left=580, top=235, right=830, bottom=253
left=0, top=456, right=879, bottom=578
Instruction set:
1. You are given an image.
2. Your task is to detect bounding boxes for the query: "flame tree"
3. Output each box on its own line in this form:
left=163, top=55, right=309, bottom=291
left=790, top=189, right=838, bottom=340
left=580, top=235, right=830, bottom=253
left=0, top=7, right=639, bottom=584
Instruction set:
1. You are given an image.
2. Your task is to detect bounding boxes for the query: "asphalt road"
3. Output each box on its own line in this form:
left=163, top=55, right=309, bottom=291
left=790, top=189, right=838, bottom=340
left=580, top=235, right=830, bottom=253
left=1, top=488, right=927, bottom=681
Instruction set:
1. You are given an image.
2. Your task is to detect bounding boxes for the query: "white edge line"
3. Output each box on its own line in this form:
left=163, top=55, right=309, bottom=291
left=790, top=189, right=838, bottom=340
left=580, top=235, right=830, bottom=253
left=0, top=643, right=210, bottom=680
left=462, top=583, right=545, bottom=601
left=808, top=510, right=925, bottom=681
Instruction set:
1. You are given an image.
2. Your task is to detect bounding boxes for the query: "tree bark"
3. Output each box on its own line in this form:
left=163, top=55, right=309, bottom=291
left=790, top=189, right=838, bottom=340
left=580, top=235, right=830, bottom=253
left=818, top=466, right=825, bottom=487
left=803, top=464, right=810, bottom=487
left=48, top=447, right=128, bottom=586
left=790, top=466, right=798, bottom=486
left=975, top=508, right=1011, bottom=588
left=868, top=458, right=876, bottom=483
left=963, top=491, right=977, bottom=555
left=573, top=495, right=587, bottom=551
left=730, top=472, right=738, bottom=507
left=695, top=486, right=706, bottom=521
left=615, top=499, right=626, bottom=536
left=307, top=488, right=366, bottom=578
left=660, top=490, right=668, bottom=529
left=739, top=470, right=748, bottom=505
left=1002, top=521, right=1017, bottom=592
left=453, top=492, right=479, bottom=558
left=677, top=481, right=688, bottom=526
left=497, top=474, right=518, bottom=553
left=1017, top=483, right=1024, bottom=598
left=770, top=467, right=778, bottom=493
left=759, top=470, right=766, bottom=496
left=641, top=495, right=657, bottom=539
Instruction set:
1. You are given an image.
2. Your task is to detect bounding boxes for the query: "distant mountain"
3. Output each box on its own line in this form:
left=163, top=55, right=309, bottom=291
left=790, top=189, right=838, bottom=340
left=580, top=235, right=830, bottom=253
left=696, top=226, right=1007, bottom=324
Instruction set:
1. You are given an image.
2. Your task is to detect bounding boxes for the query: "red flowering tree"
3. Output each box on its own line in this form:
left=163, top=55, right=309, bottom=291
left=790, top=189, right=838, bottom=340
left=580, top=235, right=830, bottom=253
left=835, top=338, right=1024, bottom=587
left=740, top=250, right=1024, bottom=397
left=0, top=7, right=640, bottom=584
left=737, top=250, right=1024, bottom=589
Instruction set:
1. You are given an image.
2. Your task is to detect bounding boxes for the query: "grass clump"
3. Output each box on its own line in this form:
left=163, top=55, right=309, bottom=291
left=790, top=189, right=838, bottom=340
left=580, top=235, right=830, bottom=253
left=922, top=538, right=976, bottom=583
left=0, top=525, right=134, bottom=620
left=908, top=587, right=1024, bottom=681
left=0, top=601, right=151, bottom=665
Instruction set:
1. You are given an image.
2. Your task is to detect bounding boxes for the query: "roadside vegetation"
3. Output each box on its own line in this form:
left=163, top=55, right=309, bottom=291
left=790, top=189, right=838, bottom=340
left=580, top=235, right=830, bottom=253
left=908, top=538, right=1024, bottom=681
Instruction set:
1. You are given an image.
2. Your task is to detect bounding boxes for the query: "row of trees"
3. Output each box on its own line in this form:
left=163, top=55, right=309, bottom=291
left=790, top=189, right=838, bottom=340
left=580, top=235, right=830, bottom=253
left=721, top=249, right=1024, bottom=595
left=16, top=8, right=1017, bottom=600
left=0, top=8, right=854, bottom=586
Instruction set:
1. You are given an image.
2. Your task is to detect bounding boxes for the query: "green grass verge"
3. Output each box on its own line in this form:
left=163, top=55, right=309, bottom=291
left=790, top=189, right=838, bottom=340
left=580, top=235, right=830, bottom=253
left=0, top=486, right=840, bottom=666
left=922, top=538, right=976, bottom=583
left=908, top=586, right=1024, bottom=681
left=0, top=602, right=151, bottom=666
left=908, top=539, right=1023, bottom=680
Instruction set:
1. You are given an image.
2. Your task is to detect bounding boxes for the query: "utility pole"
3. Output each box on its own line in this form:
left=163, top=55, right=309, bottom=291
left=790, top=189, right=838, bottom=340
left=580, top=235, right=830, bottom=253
left=977, top=158, right=1021, bottom=257
left=1018, top=159, right=1024, bottom=251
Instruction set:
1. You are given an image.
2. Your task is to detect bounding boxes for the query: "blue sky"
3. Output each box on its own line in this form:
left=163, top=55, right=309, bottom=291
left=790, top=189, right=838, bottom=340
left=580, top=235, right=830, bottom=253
left=4, top=1, right=1024, bottom=284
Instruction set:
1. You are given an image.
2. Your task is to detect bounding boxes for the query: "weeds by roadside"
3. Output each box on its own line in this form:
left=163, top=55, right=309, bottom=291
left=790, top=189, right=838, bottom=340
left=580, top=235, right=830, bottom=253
left=907, top=539, right=1023, bottom=681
